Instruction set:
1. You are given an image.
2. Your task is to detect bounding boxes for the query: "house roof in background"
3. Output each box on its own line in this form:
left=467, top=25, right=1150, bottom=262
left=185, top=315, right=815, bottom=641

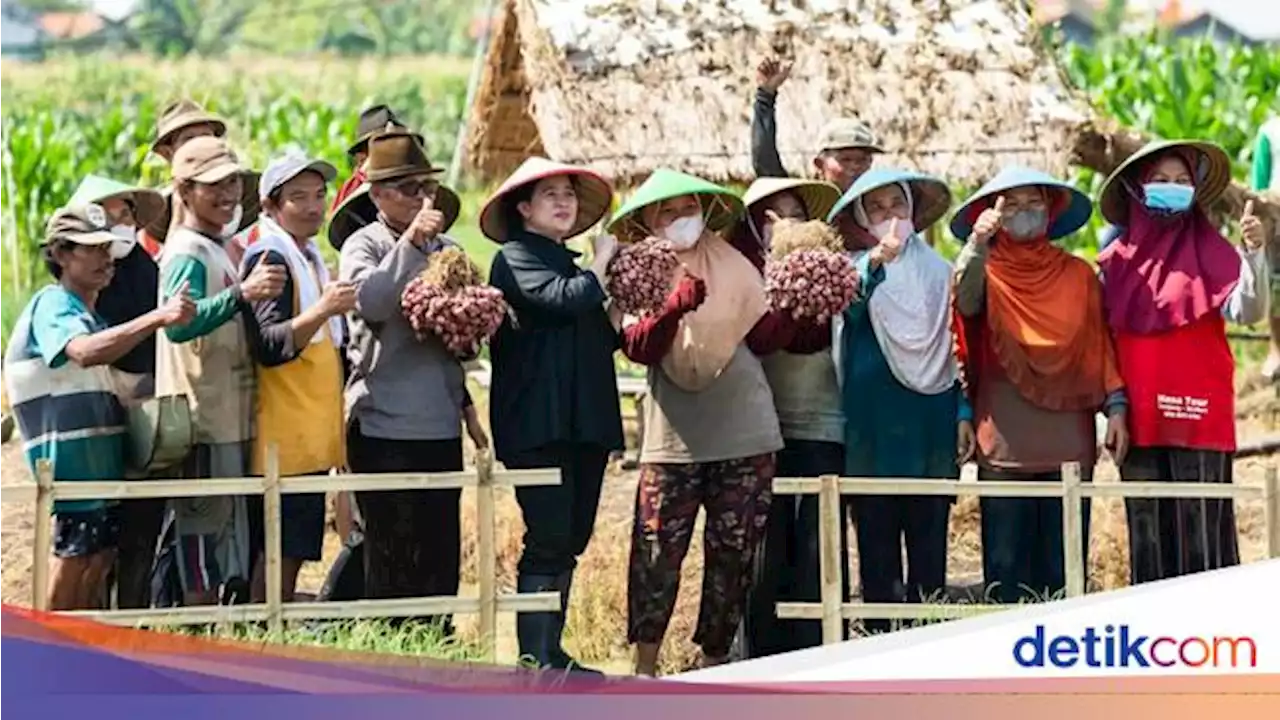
left=38, top=11, right=105, bottom=40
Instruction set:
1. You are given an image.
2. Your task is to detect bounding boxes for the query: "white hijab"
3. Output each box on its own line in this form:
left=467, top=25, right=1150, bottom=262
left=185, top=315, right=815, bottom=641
left=245, top=216, right=344, bottom=347
left=834, top=181, right=956, bottom=395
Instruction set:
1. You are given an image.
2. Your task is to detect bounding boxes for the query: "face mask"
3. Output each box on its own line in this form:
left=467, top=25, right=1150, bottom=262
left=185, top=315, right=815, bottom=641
left=662, top=215, right=704, bottom=250
left=108, top=225, right=137, bottom=259
left=1142, top=182, right=1195, bottom=213
left=220, top=205, right=244, bottom=239
left=869, top=216, right=913, bottom=242
left=1003, top=209, right=1048, bottom=240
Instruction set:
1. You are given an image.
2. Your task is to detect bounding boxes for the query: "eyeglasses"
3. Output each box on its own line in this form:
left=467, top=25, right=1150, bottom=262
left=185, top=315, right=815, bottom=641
left=386, top=179, right=436, bottom=198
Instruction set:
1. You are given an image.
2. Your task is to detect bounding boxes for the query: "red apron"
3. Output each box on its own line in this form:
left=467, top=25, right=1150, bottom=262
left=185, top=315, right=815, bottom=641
left=1113, top=313, right=1236, bottom=452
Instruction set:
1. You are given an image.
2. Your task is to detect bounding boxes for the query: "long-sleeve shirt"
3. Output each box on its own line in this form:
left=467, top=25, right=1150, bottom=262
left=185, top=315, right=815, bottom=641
left=96, top=243, right=159, bottom=376
left=751, top=87, right=789, bottom=179
left=338, top=221, right=467, bottom=441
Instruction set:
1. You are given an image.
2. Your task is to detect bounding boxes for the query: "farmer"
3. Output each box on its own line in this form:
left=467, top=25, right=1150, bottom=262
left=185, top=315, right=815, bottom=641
left=752, top=57, right=883, bottom=191
left=140, top=99, right=260, bottom=264
left=826, top=169, right=961, bottom=632
left=731, top=177, right=852, bottom=656
left=239, top=149, right=354, bottom=603
left=4, top=204, right=194, bottom=610
left=338, top=127, right=484, bottom=627
left=158, top=136, right=287, bottom=606
left=609, top=169, right=799, bottom=674
left=331, top=105, right=418, bottom=217
left=951, top=167, right=1128, bottom=603
left=479, top=157, right=624, bottom=672
left=1096, top=140, right=1270, bottom=585
left=1249, top=114, right=1280, bottom=381
left=65, top=175, right=169, bottom=609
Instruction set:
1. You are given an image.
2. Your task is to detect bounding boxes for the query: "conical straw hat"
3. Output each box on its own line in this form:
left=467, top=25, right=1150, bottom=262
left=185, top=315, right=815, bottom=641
left=477, top=157, right=614, bottom=243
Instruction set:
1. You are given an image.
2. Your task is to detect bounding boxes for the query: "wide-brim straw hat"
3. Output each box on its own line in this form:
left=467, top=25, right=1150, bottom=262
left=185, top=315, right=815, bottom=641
left=1097, top=139, right=1231, bottom=226
left=607, top=169, right=744, bottom=244
left=69, top=175, right=166, bottom=230
left=828, top=167, right=952, bottom=232
left=477, top=157, right=614, bottom=243
left=950, top=166, right=1093, bottom=241
left=742, top=177, right=841, bottom=223
left=143, top=171, right=261, bottom=243
left=151, top=100, right=227, bottom=155
left=326, top=181, right=462, bottom=251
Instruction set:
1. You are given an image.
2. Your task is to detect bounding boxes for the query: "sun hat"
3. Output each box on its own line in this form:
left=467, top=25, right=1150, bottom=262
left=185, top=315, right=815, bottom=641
left=43, top=203, right=127, bottom=249
left=742, top=177, right=841, bottom=223
left=259, top=148, right=338, bottom=201
left=327, top=182, right=462, bottom=251
left=363, top=126, right=445, bottom=183
left=347, top=105, right=422, bottom=158
left=152, top=99, right=227, bottom=155
left=477, top=157, right=614, bottom=243
left=607, top=169, right=744, bottom=244
left=950, top=166, right=1093, bottom=242
left=145, top=137, right=261, bottom=242
left=69, top=175, right=166, bottom=230
left=828, top=167, right=952, bottom=232
left=1097, top=139, right=1231, bottom=226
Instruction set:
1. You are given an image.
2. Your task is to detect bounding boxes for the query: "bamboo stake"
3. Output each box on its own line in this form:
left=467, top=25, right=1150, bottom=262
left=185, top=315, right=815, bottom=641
left=263, top=444, right=283, bottom=636
left=1061, top=462, right=1085, bottom=599
left=32, top=459, right=53, bottom=612
left=476, top=450, right=497, bottom=661
left=818, top=474, right=843, bottom=644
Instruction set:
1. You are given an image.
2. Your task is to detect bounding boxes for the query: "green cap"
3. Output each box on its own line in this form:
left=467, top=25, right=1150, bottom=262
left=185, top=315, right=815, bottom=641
left=607, top=169, right=743, bottom=243
left=68, top=175, right=166, bottom=230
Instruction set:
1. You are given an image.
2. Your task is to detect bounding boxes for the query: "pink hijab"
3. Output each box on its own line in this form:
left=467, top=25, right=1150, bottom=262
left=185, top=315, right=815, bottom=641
left=1096, top=148, right=1241, bottom=335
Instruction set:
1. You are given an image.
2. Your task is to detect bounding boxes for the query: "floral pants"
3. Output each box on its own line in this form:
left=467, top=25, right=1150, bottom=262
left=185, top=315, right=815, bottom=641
left=627, top=453, right=775, bottom=658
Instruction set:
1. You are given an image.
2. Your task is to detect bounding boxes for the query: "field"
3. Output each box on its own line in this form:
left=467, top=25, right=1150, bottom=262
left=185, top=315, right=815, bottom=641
left=2, top=35, right=1279, bottom=672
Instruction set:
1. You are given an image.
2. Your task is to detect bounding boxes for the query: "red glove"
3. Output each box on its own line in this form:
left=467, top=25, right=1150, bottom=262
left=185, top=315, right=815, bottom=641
left=665, top=275, right=707, bottom=315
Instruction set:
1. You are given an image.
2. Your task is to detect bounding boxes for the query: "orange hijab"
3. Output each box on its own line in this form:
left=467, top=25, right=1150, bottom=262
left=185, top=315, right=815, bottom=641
left=969, top=191, right=1123, bottom=411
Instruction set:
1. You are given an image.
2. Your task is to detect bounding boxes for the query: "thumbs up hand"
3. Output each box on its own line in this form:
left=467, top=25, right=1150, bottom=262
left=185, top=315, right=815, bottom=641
left=971, top=196, right=1006, bottom=246
left=869, top=218, right=904, bottom=268
left=1241, top=199, right=1265, bottom=251
left=408, top=194, right=445, bottom=248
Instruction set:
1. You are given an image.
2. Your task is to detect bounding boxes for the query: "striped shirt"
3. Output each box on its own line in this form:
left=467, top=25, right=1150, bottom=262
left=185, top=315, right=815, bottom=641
left=4, top=285, right=126, bottom=513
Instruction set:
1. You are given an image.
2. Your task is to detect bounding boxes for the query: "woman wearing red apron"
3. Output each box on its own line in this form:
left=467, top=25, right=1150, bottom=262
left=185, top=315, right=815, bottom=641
left=1096, top=139, right=1271, bottom=585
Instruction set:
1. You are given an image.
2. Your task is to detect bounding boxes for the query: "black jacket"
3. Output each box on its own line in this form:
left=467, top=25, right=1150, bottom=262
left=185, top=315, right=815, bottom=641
left=96, top=243, right=158, bottom=375
left=487, top=231, right=624, bottom=465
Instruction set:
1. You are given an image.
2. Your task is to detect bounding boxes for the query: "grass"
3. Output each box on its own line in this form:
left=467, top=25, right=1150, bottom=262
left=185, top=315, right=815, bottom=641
left=185, top=617, right=485, bottom=662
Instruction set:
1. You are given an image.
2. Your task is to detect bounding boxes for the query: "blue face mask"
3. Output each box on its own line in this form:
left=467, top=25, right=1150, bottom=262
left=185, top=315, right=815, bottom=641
left=1142, top=182, right=1195, bottom=213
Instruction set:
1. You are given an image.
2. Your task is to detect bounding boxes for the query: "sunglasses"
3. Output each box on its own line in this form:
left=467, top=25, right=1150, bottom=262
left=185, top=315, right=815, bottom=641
left=386, top=179, right=437, bottom=198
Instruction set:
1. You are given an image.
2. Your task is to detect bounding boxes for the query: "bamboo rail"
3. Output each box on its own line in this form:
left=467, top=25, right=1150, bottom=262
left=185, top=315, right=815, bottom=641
left=773, top=463, right=1280, bottom=644
left=0, top=444, right=561, bottom=661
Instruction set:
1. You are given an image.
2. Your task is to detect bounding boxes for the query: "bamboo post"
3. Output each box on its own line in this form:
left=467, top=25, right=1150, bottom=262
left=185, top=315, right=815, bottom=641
left=263, top=445, right=283, bottom=636
left=1061, top=462, right=1085, bottom=598
left=32, top=459, right=53, bottom=612
left=818, top=474, right=843, bottom=644
left=476, top=450, right=497, bottom=661
left=447, top=0, right=500, bottom=189
left=1265, top=466, right=1280, bottom=560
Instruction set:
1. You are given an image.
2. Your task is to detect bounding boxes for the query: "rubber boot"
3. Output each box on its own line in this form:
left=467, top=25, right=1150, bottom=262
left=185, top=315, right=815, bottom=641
left=516, top=573, right=561, bottom=670
left=550, top=571, right=603, bottom=676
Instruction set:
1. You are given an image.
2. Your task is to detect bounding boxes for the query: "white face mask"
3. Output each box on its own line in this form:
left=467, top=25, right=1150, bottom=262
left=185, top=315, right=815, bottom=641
left=869, top=216, right=913, bottom=242
left=108, top=225, right=137, bottom=259
left=662, top=214, right=704, bottom=250
left=220, top=205, right=244, bottom=240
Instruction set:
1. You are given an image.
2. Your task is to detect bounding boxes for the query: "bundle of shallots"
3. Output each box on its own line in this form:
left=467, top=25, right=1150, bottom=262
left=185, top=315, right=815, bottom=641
left=605, top=238, right=680, bottom=316
left=401, top=246, right=508, bottom=358
left=764, top=219, right=858, bottom=321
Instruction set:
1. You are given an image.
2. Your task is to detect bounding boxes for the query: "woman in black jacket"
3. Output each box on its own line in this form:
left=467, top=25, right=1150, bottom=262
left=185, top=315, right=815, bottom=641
left=481, top=158, right=623, bottom=674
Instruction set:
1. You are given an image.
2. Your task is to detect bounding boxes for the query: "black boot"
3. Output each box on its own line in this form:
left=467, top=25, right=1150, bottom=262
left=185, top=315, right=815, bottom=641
left=550, top=571, right=603, bottom=675
left=516, top=573, right=562, bottom=670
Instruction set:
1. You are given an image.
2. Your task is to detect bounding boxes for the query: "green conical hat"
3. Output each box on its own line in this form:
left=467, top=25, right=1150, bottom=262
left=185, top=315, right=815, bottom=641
left=69, top=174, right=166, bottom=229
left=607, top=169, right=743, bottom=243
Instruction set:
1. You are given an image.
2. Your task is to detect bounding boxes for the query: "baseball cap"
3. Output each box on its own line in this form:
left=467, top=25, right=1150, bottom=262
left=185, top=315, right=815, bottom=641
left=172, top=136, right=246, bottom=184
left=816, top=118, right=884, bottom=154
left=259, top=148, right=338, bottom=201
left=43, top=203, right=125, bottom=247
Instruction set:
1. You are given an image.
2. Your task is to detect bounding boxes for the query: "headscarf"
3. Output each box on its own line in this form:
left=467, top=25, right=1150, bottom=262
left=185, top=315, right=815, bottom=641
left=850, top=181, right=957, bottom=395
left=959, top=187, right=1123, bottom=410
left=1095, top=148, right=1241, bottom=334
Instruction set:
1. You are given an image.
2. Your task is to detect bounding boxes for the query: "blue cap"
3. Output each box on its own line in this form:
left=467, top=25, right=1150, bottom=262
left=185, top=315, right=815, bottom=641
left=950, top=166, right=1092, bottom=241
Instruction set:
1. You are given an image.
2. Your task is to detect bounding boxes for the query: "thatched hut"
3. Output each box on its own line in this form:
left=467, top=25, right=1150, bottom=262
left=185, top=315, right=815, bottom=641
left=464, top=0, right=1276, bottom=226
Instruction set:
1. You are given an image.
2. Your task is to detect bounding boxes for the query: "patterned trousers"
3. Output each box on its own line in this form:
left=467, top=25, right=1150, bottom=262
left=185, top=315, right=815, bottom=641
left=627, top=453, right=775, bottom=658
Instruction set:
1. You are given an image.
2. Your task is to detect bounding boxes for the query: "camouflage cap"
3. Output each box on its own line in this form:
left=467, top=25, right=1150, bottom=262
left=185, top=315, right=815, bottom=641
left=816, top=118, right=884, bottom=154
left=44, top=203, right=121, bottom=247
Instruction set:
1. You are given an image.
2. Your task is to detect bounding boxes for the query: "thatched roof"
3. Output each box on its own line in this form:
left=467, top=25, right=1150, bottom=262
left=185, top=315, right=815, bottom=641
left=466, top=0, right=1096, bottom=188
